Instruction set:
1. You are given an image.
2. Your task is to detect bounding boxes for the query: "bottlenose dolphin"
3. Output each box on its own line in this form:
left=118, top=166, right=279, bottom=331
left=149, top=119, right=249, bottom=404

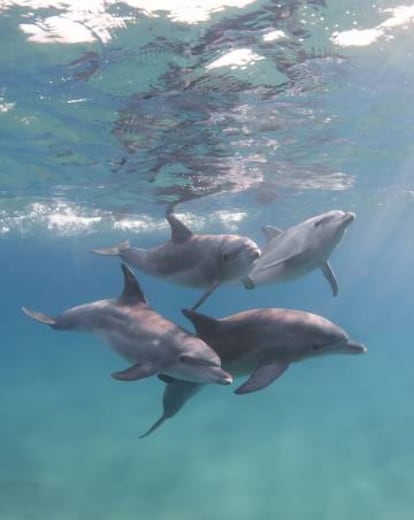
left=21, top=264, right=233, bottom=386
left=141, top=306, right=366, bottom=437
left=90, top=211, right=261, bottom=310
left=243, top=210, right=356, bottom=296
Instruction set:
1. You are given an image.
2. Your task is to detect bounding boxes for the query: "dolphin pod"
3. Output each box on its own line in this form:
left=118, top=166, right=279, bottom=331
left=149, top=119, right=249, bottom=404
left=21, top=208, right=366, bottom=437
left=90, top=210, right=261, bottom=310
left=140, top=306, right=366, bottom=437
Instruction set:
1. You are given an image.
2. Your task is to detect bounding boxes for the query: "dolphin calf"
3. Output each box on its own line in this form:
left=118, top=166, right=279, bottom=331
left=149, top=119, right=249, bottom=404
left=141, top=306, right=366, bottom=437
left=243, top=210, right=356, bottom=296
left=90, top=211, right=261, bottom=310
left=21, top=264, right=233, bottom=387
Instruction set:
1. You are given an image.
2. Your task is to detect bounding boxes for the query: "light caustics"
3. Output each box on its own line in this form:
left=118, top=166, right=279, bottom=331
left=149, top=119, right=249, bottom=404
left=331, top=5, right=414, bottom=47
left=0, top=200, right=249, bottom=236
left=0, top=0, right=256, bottom=43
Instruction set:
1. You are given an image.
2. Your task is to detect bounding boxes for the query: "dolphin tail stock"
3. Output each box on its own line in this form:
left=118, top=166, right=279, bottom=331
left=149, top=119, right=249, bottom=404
left=21, top=306, right=56, bottom=327
left=89, top=240, right=131, bottom=256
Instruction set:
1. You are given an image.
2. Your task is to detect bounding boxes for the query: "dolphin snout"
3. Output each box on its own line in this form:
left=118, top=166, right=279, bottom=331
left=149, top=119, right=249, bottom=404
left=187, top=365, right=233, bottom=385
left=212, top=367, right=233, bottom=385
left=345, top=341, right=367, bottom=354
left=344, top=212, right=356, bottom=224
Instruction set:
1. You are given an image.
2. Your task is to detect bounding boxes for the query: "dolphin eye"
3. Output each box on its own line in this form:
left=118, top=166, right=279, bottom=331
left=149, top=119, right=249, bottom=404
left=314, top=216, right=331, bottom=228
left=223, top=246, right=244, bottom=262
left=179, top=354, right=202, bottom=365
left=223, top=251, right=237, bottom=262
left=312, top=344, right=323, bottom=351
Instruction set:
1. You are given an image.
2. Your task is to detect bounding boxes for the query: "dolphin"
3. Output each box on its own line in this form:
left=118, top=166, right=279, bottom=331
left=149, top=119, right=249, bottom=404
left=90, top=211, right=261, bottom=310
left=21, top=264, right=233, bottom=387
left=140, top=306, right=366, bottom=437
left=243, top=210, right=356, bottom=296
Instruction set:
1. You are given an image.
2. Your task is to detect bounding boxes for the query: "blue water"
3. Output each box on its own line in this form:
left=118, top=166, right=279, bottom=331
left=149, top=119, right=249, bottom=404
left=2, top=1, right=414, bottom=519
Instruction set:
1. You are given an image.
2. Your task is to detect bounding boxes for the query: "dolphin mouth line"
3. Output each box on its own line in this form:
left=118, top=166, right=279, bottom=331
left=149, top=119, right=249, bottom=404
left=328, top=339, right=366, bottom=354
left=179, top=355, right=219, bottom=367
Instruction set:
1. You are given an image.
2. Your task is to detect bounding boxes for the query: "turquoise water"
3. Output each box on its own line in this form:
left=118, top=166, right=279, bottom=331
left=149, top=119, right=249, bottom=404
left=2, top=1, right=414, bottom=519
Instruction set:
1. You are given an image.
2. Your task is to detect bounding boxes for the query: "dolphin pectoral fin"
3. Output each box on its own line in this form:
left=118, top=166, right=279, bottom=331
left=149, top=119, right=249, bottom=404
left=158, top=374, right=176, bottom=383
left=190, top=280, right=221, bottom=310
left=321, top=261, right=338, bottom=297
left=262, top=225, right=284, bottom=242
left=21, top=306, right=56, bottom=326
left=234, top=362, right=289, bottom=395
left=259, top=252, right=304, bottom=272
left=140, top=381, right=202, bottom=438
left=111, top=363, right=158, bottom=381
left=259, top=257, right=286, bottom=271
left=139, top=415, right=167, bottom=439
left=89, top=240, right=130, bottom=256
left=242, top=277, right=255, bottom=289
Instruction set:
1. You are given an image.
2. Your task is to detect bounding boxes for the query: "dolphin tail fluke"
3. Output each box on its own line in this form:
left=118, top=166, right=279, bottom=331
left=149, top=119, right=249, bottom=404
left=21, top=306, right=56, bottom=326
left=89, top=240, right=131, bottom=256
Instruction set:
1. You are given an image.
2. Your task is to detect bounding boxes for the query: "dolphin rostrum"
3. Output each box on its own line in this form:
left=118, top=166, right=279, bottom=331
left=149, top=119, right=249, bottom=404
left=90, top=211, right=261, bottom=310
left=21, top=264, right=233, bottom=387
left=243, top=210, right=356, bottom=296
left=141, top=306, right=366, bottom=437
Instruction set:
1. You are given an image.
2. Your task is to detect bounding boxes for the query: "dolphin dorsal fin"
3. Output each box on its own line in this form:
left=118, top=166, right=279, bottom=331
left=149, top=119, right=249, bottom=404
left=262, top=225, right=284, bottom=242
left=182, top=308, right=218, bottom=336
left=119, top=264, right=148, bottom=305
left=166, top=212, right=193, bottom=243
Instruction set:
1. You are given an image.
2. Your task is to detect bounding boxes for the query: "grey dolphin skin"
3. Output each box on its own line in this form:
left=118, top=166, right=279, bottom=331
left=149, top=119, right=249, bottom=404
left=243, top=210, right=356, bottom=296
left=141, top=306, right=366, bottom=437
left=21, top=264, right=233, bottom=387
left=90, top=211, right=261, bottom=310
